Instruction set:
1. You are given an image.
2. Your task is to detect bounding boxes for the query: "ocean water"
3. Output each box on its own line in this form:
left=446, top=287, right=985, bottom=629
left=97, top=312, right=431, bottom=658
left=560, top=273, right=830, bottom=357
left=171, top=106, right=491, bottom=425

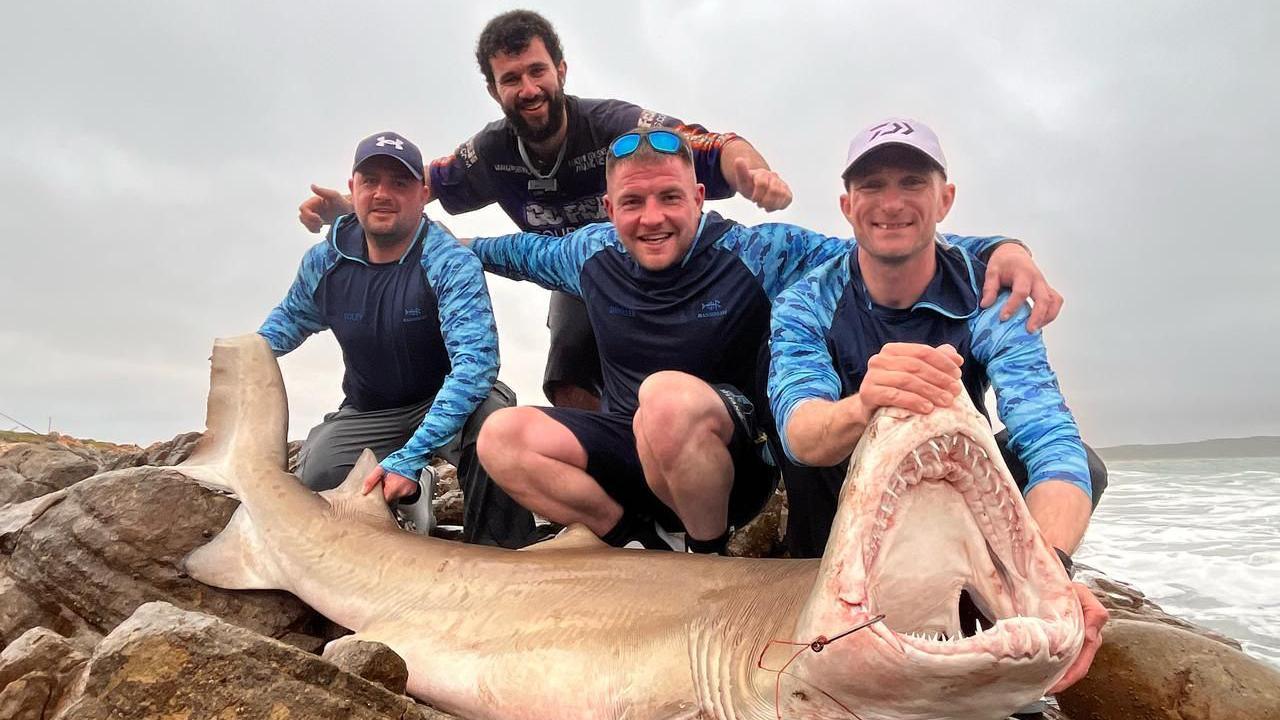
left=1074, top=457, right=1280, bottom=667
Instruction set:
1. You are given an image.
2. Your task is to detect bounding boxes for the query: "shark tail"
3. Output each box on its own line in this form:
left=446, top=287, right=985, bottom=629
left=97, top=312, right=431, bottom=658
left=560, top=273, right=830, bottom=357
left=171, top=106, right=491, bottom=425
left=175, top=333, right=290, bottom=494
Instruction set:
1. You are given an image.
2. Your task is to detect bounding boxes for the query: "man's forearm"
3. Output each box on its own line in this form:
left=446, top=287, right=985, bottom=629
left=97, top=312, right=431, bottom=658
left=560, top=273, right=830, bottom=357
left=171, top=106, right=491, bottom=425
left=1024, top=480, right=1093, bottom=554
left=785, top=396, right=867, bottom=467
left=719, top=138, right=769, bottom=178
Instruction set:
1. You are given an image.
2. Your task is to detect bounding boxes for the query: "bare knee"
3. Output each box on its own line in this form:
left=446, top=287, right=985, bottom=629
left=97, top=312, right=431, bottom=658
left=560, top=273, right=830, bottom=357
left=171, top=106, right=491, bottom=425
left=635, top=372, right=729, bottom=459
left=477, top=406, right=541, bottom=472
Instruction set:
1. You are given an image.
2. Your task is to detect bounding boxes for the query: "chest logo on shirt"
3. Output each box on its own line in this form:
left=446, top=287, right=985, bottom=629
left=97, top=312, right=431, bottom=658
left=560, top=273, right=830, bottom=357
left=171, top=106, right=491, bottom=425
left=570, top=147, right=608, bottom=172
left=342, top=311, right=364, bottom=322
left=697, top=299, right=728, bottom=319
left=608, top=304, right=636, bottom=318
left=522, top=197, right=606, bottom=229
left=403, top=307, right=428, bottom=323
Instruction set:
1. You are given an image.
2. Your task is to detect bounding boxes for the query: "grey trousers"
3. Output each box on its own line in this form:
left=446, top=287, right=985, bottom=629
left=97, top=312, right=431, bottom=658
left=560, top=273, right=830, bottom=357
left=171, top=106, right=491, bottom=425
left=296, top=382, right=538, bottom=548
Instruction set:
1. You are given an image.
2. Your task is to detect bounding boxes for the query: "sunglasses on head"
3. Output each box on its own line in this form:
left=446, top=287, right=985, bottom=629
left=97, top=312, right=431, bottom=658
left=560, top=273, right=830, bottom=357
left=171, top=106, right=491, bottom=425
left=609, top=129, right=684, bottom=158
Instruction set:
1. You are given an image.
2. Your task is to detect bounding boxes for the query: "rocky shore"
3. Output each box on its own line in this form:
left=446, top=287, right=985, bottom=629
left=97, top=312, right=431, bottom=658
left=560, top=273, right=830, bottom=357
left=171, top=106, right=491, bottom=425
left=1, top=432, right=1276, bottom=719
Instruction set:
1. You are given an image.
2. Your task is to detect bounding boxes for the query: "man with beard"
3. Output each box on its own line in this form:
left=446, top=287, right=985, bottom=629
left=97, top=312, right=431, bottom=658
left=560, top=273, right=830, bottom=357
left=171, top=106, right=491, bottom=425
left=301, top=10, right=800, bottom=411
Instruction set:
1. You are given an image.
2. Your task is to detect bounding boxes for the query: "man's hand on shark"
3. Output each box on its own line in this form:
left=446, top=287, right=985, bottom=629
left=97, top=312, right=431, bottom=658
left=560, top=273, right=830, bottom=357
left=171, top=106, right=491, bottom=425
left=360, top=464, right=418, bottom=502
left=980, top=242, right=1064, bottom=332
left=1050, top=582, right=1109, bottom=693
left=859, top=343, right=965, bottom=419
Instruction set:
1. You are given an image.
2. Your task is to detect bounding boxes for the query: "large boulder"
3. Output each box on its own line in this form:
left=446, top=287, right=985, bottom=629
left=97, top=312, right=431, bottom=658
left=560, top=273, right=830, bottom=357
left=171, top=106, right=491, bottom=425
left=54, top=602, right=457, bottom=720
left=0, top=465, right=330, bottom=649
left=0, top=627, right=89, bottom=720
left=0, top=443, right=99, bottom=506
left=1057, top=618, right=1280, bottom=720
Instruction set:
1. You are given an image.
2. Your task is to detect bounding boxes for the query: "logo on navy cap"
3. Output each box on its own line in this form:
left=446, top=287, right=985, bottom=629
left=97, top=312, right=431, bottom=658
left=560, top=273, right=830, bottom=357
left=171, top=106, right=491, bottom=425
left=353, top=131, right=424, bottom=180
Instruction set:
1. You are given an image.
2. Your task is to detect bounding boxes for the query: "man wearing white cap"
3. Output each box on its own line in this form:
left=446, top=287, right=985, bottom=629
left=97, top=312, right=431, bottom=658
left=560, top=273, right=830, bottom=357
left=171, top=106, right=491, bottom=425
left=767, top=118, right=1108, bottom=694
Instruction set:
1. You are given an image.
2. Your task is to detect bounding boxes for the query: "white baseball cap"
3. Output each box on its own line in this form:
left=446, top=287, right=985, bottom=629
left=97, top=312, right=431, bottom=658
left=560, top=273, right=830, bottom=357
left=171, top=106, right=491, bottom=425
left=843, top=118, right=947, bottom=179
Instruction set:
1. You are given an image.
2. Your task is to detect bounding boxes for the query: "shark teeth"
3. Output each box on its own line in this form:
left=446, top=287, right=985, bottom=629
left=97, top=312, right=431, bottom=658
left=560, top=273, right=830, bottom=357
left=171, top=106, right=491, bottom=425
left=867, top=434, right=1031, bottom=579
left=894, top=616, right=1077, bottom=660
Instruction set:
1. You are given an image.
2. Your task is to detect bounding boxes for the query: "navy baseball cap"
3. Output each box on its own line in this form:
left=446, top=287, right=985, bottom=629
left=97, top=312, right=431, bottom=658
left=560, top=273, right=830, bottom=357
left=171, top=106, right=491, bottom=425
left=352, top=131, right=424, bottom=180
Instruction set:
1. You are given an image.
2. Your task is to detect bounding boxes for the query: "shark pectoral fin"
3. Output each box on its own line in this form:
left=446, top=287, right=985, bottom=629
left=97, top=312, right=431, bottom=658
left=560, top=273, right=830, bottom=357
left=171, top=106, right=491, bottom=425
left=519, top=523, right=606, bottom=551
left=182, top=504, right=279, bottom=590
left=318, top=449, right=399, bottom=528
left=344, top=448, right=383, bottom=490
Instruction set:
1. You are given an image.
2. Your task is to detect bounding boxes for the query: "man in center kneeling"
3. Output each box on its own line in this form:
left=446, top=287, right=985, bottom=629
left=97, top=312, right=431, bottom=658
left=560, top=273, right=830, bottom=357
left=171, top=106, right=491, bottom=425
left=472, top=127, right=1044, bottom=553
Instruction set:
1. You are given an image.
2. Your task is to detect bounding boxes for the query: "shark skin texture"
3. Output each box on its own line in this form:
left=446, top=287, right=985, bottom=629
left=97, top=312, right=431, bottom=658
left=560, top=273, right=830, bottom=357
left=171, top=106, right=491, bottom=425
left=177, top=334, right=1082, bottom=720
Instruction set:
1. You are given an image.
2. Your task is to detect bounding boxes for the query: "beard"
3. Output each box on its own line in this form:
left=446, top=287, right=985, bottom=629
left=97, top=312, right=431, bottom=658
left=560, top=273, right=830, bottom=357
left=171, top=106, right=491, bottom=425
left=503, top=84, right=567, bottom=143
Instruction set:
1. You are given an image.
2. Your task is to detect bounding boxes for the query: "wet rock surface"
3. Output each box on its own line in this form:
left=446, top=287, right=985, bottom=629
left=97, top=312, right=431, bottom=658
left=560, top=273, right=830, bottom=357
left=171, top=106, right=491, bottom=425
left=1057, top=618, right=1280, bottom=720
left=55, top=602, right=457, bottom=720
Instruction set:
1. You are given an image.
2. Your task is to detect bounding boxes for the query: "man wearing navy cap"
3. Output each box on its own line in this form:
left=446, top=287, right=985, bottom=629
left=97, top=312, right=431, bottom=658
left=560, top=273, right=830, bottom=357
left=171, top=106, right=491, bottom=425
left=258, top=131, right=537, bottom=548
left=767, top=118, right=1108, bottom=693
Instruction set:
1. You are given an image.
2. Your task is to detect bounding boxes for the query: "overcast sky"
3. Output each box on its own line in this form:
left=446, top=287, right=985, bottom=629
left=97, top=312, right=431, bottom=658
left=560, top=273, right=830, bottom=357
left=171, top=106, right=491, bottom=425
left=2, top=1, right=1276, bottom=448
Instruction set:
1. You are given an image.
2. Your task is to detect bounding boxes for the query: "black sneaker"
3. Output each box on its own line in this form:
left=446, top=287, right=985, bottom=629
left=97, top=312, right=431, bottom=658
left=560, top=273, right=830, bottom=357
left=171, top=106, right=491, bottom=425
left=622, top=521, right=683, bottom=551
left=685, top=529, right=730, bottom=555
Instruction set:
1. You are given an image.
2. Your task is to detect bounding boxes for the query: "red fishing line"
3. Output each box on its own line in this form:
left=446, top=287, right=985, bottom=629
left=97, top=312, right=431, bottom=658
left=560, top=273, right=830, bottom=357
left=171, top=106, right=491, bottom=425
left=755, top=614, right=885, bottom=719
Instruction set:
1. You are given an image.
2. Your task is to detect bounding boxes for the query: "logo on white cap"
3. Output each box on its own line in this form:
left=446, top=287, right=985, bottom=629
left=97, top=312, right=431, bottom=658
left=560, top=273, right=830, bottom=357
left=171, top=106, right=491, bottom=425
left=868, top=121, right=915, bottom=141
left=375, top=136, right=405, bottom=150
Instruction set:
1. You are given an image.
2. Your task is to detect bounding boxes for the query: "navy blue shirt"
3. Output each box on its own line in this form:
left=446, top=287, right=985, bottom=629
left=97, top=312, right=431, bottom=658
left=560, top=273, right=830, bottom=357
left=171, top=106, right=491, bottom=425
left=258, top=216, right=499, bottom=479
left=429, top=96, right=737, bottom=236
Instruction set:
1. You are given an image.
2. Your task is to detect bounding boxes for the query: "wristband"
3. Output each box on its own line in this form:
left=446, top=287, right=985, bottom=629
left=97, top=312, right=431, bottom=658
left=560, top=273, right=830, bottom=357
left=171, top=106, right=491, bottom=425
left=978, top=237, right=1030, bottom=262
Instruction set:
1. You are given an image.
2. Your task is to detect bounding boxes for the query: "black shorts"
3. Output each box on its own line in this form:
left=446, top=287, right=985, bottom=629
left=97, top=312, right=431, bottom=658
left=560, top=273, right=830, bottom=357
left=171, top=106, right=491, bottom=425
left=538, top=384, right=777, bottom=531
left=543, top=291, right=603, bottom=399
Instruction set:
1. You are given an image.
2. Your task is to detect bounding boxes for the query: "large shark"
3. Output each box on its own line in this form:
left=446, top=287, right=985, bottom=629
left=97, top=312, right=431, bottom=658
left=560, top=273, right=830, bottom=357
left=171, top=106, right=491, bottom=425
left=178, top=334, right=1082, bottom=720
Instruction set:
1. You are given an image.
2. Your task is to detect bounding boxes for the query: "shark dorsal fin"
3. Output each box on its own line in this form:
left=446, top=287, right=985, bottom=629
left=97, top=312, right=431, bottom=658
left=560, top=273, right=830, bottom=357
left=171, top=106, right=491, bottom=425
left=519, top=523, right=607, bottom=551
left=319, top=449, right=399, bottom=529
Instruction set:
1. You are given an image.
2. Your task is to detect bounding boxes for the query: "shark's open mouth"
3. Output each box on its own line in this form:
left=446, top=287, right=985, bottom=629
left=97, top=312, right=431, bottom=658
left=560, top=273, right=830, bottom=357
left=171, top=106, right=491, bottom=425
left=848, top=432, right=1076, bottom=661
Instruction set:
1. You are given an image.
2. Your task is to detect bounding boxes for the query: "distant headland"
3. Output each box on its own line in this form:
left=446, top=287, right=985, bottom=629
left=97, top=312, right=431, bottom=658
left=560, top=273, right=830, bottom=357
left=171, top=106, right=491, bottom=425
left=1099, top=436, right=1280, bottom=461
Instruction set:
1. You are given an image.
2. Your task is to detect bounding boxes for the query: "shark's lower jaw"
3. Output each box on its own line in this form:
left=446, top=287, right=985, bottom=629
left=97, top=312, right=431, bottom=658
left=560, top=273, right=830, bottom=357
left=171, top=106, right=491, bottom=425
left=844, top=430, right=1079, bottom=664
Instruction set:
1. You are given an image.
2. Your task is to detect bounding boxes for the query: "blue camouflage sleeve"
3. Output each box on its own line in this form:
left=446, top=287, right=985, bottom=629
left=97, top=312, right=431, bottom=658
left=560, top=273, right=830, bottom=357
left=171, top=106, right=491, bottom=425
left=718, top=222, right=853, bottom=299
left=380, top=223, right=500, bottom=480
left=469, top=223, right=612, bottom=296
left=257, top=240, right=334, bottom=355
left=969, top=292, right=1090, bottom=497
left=941, top=234, right=1007, bottom=259
left=768, top=254, right=852, bottom=464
